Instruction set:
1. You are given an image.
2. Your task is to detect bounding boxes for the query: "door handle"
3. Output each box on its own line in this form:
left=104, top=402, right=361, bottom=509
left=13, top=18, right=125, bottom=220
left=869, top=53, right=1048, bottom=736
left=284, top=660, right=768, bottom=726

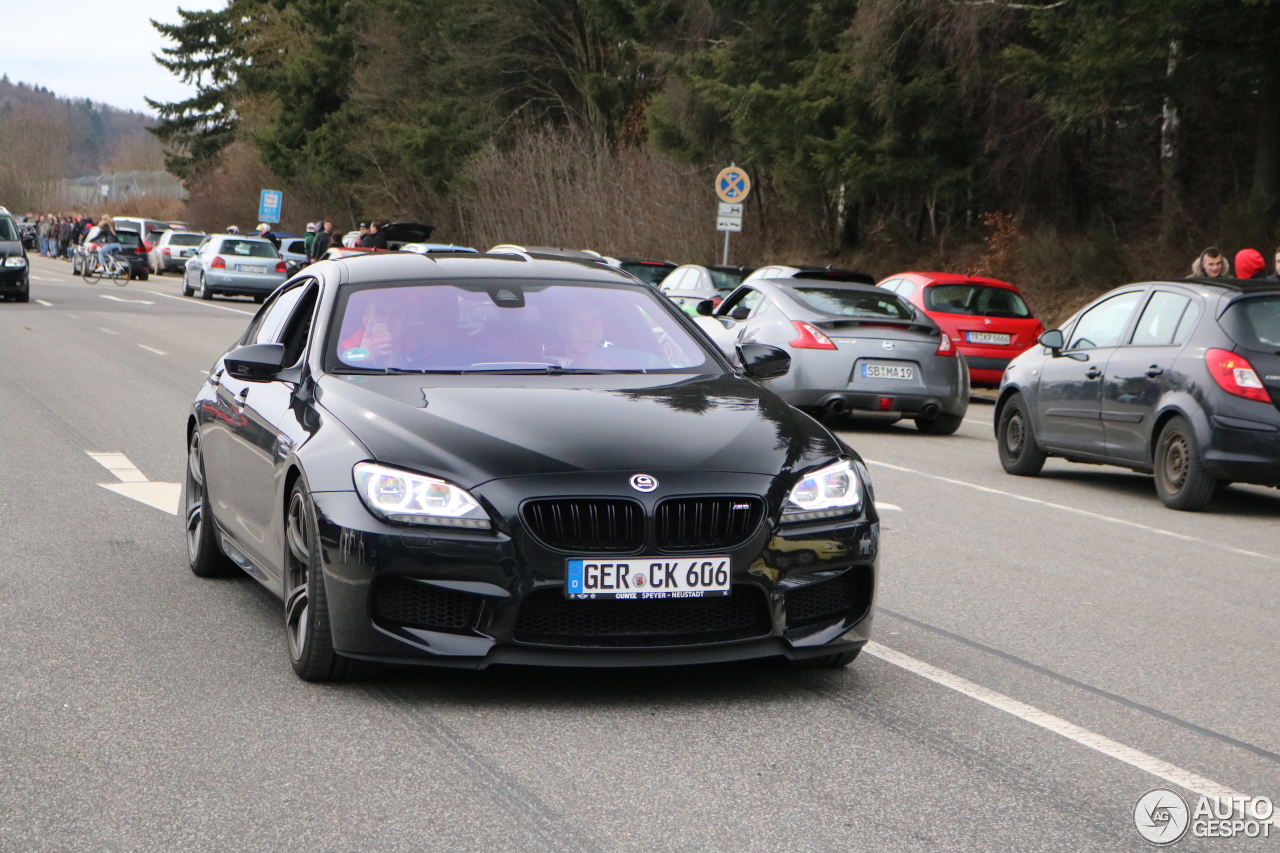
left=1086, top=367, right=1102, bottom=379
left=235, top=387, right=249, bottom=411
left=1145, top=365, right=1164, bottom=378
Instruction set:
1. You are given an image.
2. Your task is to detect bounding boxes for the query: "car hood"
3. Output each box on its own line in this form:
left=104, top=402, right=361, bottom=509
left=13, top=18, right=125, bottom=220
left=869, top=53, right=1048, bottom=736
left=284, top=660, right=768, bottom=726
left=0, top=240, right=23, bottom=257
left=315, top=373, right=843, bottom=488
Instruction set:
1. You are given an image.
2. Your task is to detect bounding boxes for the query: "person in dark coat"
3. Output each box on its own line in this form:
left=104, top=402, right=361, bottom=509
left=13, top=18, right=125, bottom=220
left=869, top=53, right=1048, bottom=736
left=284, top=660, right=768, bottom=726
left=309, top=221, right=334, bottom=260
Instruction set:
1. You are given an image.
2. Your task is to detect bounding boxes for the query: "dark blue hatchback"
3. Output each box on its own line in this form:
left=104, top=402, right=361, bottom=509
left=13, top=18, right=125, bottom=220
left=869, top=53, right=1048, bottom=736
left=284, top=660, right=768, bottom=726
left=995, top=278, right=1280, bottom=510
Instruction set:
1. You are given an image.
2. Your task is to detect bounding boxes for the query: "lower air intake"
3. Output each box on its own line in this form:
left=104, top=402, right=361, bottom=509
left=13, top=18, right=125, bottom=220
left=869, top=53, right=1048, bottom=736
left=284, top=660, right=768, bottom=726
left=784, top=569, right=872, bottom=628
left=513, top=586, right=772, bottom=647
left=373, top=577, right=477, bottom=633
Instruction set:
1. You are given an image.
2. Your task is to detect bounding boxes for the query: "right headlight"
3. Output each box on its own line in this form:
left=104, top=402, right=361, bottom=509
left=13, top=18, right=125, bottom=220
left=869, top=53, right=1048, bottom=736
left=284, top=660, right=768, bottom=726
left=353, top=462, right=492, bottom=529
left=783, top=458, right=863, bottom=522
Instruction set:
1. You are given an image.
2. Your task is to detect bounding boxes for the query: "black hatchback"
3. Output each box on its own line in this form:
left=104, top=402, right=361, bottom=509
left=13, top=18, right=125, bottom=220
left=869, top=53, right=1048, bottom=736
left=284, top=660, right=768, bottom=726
left=995, top=278, right=1280, bottom=510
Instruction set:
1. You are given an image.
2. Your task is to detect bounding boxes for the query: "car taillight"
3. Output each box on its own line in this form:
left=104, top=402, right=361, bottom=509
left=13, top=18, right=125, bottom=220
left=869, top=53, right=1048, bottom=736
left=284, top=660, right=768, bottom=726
left=789, top=321, right=837, bottom=350
left=275, top=260, right=287, bottom=273
left=211, top=256, right=226, bottom=269
left=936, top=332, right=956, bottom=356
left=1205, top=348, right=1272, bottom=402
left=162, top=247, right=171, bottom=256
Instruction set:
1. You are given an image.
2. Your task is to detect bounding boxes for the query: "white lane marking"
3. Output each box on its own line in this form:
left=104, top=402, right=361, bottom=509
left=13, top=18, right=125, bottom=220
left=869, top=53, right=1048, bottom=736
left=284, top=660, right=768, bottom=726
left=137, top=344, right=167, bottom=355
left=98, top=327, right=117, bottom=335
left=966, top=418, right=993, bottom=426
left=35, top=299, right=53, bottom=306
left=875, top=502, right=903, bottom=511
left=195, top=369, right=210, bottom=376
left=866, top=642, right=1272, bottom=819
left=85, top=451, right=180, bottom=515
left=142, top=290, right=255, bottom=316
left=29, top=275, right=55, bottom=281
left=865, top=459, right=1277, bottom=562
left=99, top=294, right=155, bottom=305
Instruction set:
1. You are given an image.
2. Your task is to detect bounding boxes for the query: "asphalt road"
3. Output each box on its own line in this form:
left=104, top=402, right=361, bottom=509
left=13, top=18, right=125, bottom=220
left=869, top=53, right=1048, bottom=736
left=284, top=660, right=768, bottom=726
left=2, top=255, right=1277, bottom=852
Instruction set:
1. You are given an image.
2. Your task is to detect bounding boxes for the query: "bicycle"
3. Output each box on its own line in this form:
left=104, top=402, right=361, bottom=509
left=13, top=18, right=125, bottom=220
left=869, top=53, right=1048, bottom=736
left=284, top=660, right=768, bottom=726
left=81, top=245, right=131, bottom=286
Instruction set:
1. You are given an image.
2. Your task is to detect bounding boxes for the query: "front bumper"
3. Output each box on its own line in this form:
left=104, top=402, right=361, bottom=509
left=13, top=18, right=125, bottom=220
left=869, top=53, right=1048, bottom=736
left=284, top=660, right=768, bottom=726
left=0, top=266, right=29, bottom=292
left=309, top=473, right=878, bottom=669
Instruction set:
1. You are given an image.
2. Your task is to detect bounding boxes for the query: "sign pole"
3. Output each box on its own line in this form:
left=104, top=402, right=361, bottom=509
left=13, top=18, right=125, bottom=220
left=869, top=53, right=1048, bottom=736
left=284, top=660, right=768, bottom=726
left=722, top=230, right=730, bottom=266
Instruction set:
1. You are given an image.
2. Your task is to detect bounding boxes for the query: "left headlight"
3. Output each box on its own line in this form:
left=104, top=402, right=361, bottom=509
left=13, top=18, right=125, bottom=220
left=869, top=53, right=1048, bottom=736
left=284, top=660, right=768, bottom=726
left=353, top=462, right=492, bottom=529
left=783, top=458, right=863, bottom=522
left=4, top=256, right=27, bottom=267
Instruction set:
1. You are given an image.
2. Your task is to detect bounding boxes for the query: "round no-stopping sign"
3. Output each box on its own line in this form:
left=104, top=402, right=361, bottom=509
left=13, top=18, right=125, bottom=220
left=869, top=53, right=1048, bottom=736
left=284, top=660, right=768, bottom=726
left=716, top=166, right=751, bottom=203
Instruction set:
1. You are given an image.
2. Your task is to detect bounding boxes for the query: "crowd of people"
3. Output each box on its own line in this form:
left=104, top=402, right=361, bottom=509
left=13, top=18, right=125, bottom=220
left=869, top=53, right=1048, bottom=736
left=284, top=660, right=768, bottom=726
left=29, top=213, right=96, bottom=259
left=1190, top=246, right=1280, bottom=280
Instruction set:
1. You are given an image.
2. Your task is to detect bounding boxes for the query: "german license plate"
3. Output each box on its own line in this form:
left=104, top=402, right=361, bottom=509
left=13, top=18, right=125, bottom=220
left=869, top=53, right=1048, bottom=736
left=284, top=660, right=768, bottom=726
left=238, top=264, right=266, bottom=273
left=566, top=556, right=731, bottom=600
left=965, top=331, right=1010, bottom=345
left=861, top=363, right=915, bottom=381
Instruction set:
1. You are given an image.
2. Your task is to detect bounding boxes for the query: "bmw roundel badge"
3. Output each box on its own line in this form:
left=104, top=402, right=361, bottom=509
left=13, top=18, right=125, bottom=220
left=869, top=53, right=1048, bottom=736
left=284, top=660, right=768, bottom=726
left=630, top=474, right=658, bottom=492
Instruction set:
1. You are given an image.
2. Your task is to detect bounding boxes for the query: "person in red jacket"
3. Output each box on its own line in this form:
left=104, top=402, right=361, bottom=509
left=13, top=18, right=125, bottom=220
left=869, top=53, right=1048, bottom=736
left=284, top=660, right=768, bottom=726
left=1235, top=248, right=1267, bottom=279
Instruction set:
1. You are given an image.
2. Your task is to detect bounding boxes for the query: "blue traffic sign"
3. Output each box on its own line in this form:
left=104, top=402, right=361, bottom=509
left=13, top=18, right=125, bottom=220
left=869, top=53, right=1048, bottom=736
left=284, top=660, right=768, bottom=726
left=258, top=189, right=283, bottom=224
left=715, top=167, right=751, bottom=203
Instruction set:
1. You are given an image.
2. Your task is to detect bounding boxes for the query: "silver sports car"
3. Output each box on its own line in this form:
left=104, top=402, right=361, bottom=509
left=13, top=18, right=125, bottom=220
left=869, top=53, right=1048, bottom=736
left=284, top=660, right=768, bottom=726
left=694, top=279, right=970, bottom=433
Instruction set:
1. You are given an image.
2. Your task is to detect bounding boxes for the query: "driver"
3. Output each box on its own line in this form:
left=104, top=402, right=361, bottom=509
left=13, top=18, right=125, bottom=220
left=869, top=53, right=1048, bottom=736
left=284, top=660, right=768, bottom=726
left=546, top=304, right=607, bottom=365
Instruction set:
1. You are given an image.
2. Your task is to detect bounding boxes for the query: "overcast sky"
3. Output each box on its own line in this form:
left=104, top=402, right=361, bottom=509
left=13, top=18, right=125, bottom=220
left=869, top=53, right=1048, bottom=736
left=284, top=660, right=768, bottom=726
left=2, top=0, right=220, bottom=114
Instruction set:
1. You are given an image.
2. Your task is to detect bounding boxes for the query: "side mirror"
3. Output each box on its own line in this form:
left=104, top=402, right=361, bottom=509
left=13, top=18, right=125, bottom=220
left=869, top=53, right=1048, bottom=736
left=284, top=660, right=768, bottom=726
left=695, top=299, right=715, bottom=316
left=737, top=343, right=791, bottom=381
left=225, top=343, right=287, bottom=382
left=1038, top=329, right=1064, bottom=355
left=730, top=306, right=751, bottom=321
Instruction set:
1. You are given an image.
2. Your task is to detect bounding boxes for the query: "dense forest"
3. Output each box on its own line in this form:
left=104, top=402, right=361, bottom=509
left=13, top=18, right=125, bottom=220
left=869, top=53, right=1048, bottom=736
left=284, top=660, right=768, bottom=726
left=150, top=0, right=1280, bottom=318
left=0, top=78, right=162, bottom=211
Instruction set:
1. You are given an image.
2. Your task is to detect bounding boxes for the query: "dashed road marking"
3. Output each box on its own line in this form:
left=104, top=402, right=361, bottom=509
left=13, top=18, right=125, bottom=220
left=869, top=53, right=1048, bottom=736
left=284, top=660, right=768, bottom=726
left=35, top=299, right=53, bottom=306
left=865, top=458, right=1277, bottom=562
left=138, top=344, right=167, bottom=355
left=875, top=502, right=902, bottom=511
left=866, top=642, right=1272, bottom=818
left=143, top=290, right=255, bottom=316
left=100, top=294, right=155, bottom=305
left=98, top=327, right=117, bottom=335
left=86, top=451, right=180, bottom=515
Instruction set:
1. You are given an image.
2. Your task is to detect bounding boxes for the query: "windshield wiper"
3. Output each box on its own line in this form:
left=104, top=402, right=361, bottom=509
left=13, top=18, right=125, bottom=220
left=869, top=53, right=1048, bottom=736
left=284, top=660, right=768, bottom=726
left=462, top=366, right=644, bottom=375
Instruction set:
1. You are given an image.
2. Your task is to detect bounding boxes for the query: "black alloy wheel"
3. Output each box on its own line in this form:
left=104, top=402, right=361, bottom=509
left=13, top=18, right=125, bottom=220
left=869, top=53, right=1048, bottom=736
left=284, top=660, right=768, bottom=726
left=284, top=481, right=359, bottom=681
left=914, top=413, right=964, bottom=435
left=997, top=394, right=1047, bottom=476
left=199, top=274, right=214, bottom=301
left=1154, top=415, right=1217, bottom=511
left=184, top=430, right=237, bottom=578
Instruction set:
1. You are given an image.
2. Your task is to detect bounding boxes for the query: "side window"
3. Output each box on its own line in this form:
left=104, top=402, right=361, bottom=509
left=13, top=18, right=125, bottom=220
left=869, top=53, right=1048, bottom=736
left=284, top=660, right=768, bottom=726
left=279, top=284, right=319, bottom=366
left=661, top=269, right=689, bottom=292
left=1172, top=300, right=1202, bottom=345
left=720, top=287, right=764, bottom=319
left=878, top=278, right=901, bottom=293
left=898, top=280, right=917, bottom=298
left=244, top=284, right=306, bottom=346
left=1067, top=291, right=1144, bottom=350
left=1131, top=291, right=1193, bottom=346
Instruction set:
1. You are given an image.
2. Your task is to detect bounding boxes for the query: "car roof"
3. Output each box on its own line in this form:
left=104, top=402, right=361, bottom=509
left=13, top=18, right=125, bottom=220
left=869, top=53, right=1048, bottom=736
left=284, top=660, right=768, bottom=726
left=894, top=272, right=1019, bottom=289
left=1176, top=276, right=1280, bottom=294
left=617, top=257, right=676, bottom=266
left=333, top=250, right=646, bottom=285
left=770, top=279, right=889, bottom=295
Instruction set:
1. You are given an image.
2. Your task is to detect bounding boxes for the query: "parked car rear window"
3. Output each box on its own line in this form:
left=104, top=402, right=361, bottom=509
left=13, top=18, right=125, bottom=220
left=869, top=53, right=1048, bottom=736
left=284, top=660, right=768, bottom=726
left=116, top=231, right=142, bottom=248
left=926, top=284, right=1031, bottom=318
left=788, top=286, right=914, bottom=319
left=620, top=262, right=674, bottom=287
left=221, top=239, right=278, bottom=258
left=709, top=269, right=747, bottom=293
left=170, top=233, right=204, bottom=247
left=330, top=281, right=713, bottom=373
left=1220, top=295, right=1280, bottom=350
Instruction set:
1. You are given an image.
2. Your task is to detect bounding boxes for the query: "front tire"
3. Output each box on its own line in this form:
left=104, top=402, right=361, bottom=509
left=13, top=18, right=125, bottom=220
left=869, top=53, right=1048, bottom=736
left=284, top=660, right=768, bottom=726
left=997, top=393, right=1047, bottom=476
left=1154, top=415, right=1217, bottom=511
left=184, top=430, right=237, bottom=578
left=284, top=482, right=360, bottom=681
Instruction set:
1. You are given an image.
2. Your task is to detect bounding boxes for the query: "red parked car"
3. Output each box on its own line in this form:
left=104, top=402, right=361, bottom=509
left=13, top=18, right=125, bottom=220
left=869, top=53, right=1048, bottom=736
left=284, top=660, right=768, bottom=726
left=878, top=272, right=1044, bottom=387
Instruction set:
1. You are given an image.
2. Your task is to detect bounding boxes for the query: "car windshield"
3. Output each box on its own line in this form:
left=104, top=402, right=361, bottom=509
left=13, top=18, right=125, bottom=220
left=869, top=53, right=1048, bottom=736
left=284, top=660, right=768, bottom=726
left=926, top=284, right=1031, bottom=318
left=329, top=281, right=715, bottom=373
left=1220, top=295, right=1280, bottom=350
left=788, top=286, right=915, bottom=319
left=708, top=269, right=746, bottom=294
left=170, top=233, right=204, bottom=247
left=221, top=238, right=278, bottom=258
left=0, top=216, right=17, bottom=241
left=620, top=262, right=674, bottom=287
